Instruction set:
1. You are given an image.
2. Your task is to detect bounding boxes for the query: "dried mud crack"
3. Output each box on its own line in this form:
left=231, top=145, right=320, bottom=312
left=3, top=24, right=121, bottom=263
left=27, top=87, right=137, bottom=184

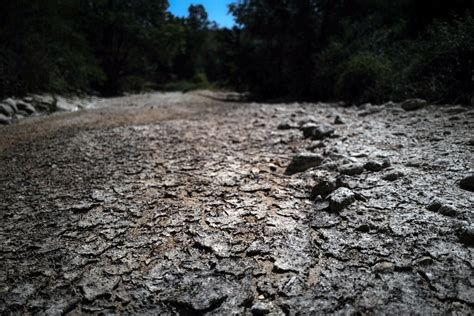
left=0, top=92, right=473, bottom=314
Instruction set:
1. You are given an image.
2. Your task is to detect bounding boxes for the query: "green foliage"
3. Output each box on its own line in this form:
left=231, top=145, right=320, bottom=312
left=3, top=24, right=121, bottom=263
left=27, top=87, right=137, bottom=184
left=230, top=0, right=473, bottom=104
left=192, top=72, right=210, bottom=85
left=162, top=80, right=212, bottom=93
left=335, top=53, right=393, bottom=103
left=0, top=0, right=104, bottom=97
left=395, top=15, right=474, bottom=103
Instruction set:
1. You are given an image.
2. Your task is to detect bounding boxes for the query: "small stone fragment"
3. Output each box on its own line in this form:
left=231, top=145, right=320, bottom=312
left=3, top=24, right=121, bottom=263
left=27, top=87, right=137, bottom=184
left=311, top=178, right=337, bottom=199
left=412, top=256, right=433, bottom=266
left=251, top=302, right=272, bottom=315
left=427, top=198, right=445, bottom=212
left=460, top=175, right=474, bottom=192
left=300, top=123, right=335, bottom=140
left=285, top=153, right=324, bottom=175
left=438, top=205, right=458, bottom=217
left=339, top=163, right=364, bottom=176
left=334, top=115, right=344, bottom=125
left=277, top=121, right=296, bottom=130
left=306, top=141, right=325, bottom=151
left=300, top=123, right=318, bottom=138
left=427, top=198, right=458, bottom=217
left=401, top=98, right=428, bottom=111
left=328, top=187, right=355, bottom=212
left=364, top=159, right=390, bottom=172
left=372, top=261, right=394, bottom=273
left=356, top=224, right=370, bottom=233
left=382, top=170, right=404, bottom=181
left=458, top=225, right=474, bottom=247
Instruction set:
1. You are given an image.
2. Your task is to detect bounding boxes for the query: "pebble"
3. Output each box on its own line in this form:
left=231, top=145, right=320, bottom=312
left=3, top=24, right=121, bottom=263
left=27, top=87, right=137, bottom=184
left=334, top=115, right=344, bottom=124
left=339, top=163, right=364, bottom=176
left=458, top=226, right=474, bottom=247
left=285, top=153, right=324, bottom=175
left=300, top=123, right=335, bottom=140
left=364, top=159, right=390, bottom=172
left=277, top=121, right=296, bottom=130
left=251, top=302, right=273, bottom=315
left=438, top=205, right=459, bottom=217
left=401, top=98, right=428, bottom=111
left=460, top=175, right=474, bottom=192
left=427, top=198, right=458, bottom=217
left=427, top=198, right=446, bottom=212
left=328, top=187, right=356, bottom=212
left=382, top=170, right=404, bottom=181
left=311, top=178, right=338, bottom=199
left=372, top=261, right=395, bottom=273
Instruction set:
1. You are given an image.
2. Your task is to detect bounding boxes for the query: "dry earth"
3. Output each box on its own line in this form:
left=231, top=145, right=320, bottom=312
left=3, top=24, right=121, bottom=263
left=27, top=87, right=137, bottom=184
left=0, top=91, right=473, bottom=315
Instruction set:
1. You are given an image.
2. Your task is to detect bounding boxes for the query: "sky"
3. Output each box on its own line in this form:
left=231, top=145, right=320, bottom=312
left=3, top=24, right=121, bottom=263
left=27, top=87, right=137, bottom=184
left=169, top=0, right=235, bottom=28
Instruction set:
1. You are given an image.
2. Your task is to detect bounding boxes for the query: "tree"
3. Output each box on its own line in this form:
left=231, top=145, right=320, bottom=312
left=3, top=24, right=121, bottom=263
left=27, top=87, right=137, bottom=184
left=79, top=0, right=170, bottom=94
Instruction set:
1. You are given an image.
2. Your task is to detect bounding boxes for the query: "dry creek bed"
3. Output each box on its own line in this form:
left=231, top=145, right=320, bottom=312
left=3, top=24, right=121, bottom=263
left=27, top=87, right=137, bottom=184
left=0, top=91, right=473, bottom=315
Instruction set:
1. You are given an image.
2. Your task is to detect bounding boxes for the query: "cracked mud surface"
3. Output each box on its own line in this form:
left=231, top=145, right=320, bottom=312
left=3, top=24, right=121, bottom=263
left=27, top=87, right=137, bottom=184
left=1, top=92, right=473, bottom=314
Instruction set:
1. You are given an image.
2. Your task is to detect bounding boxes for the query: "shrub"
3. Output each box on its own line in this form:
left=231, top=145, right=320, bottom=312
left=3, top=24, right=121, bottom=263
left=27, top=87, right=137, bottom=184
left=192, top=72, right=210, bottom=85
left=397, top=15, right=474, bottom=104
left=335, top=53, right=393, bottom=104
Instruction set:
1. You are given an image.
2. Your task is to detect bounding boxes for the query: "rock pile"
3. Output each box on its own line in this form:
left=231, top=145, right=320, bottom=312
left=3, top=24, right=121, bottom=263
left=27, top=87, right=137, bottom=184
left=0, top=95, right=97, bottom=125
left=0, top=96, right=56, bottom=124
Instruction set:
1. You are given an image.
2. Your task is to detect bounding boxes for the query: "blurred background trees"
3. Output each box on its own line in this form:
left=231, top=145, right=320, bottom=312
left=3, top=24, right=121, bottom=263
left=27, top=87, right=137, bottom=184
left=0, top=0, right=472, bottom=104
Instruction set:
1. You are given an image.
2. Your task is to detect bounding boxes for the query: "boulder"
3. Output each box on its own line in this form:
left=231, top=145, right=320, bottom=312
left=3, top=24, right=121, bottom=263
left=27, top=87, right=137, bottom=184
left=0, top=103, right=15, bottom=117
left=16, top=101, right=36, bottom=114
left=285, top=153, right=324, bottom=175
left=0, top=113, right=11, bottom=125
left=3, top=98, right=18, bottom=112
left=30, top=94, right=57, bottom=112
left=401, top=98, right=428, bottom=111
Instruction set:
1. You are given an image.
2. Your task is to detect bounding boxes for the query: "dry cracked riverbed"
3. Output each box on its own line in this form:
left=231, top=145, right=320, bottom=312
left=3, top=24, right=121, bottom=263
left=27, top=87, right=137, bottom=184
left=0, top=91, right=473, bottom=315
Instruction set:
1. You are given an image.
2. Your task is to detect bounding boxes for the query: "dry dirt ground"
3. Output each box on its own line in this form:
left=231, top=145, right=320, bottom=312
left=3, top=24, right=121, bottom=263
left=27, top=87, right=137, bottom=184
left=0, top=91, right=473, bottom=315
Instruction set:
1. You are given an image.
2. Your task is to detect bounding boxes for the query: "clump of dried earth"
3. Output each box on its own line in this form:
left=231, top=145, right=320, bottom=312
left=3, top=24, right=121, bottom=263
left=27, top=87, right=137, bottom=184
left=0, top=91, right=473, bottom=315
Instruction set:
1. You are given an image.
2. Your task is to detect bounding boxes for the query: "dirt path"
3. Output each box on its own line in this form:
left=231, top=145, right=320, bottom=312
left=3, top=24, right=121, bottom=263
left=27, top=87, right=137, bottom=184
left=0, top=92, right=473, bottom=314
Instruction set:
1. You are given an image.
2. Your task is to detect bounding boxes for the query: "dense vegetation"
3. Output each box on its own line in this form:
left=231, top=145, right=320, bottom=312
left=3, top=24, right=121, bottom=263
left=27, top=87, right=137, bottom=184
left=0, top=0, right=472, bottom=104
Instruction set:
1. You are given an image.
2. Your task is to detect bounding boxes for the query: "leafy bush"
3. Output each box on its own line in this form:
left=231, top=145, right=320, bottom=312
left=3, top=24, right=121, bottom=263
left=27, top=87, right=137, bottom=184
left=192, top=72, right=209, bottom=85
left=396, top=15, right=474, bottom=104
left=118, top=76, right=147, bottom=93
left=335, top=53, right=393, bottom=104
